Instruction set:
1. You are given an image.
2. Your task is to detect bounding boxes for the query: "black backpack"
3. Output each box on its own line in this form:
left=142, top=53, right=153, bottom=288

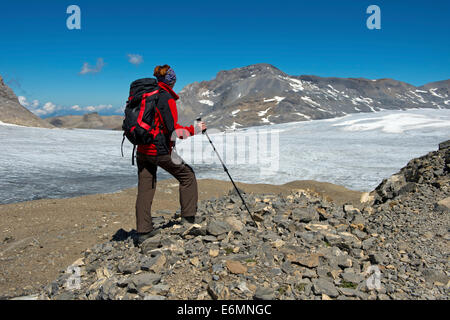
left=121, top=78, right=160, bottom=165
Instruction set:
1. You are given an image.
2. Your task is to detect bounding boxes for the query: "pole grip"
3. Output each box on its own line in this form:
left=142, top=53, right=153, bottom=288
left=196, top=117, right=206, bottom=133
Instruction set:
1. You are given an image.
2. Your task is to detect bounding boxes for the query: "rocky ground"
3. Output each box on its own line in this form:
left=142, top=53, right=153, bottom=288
left=0, top=179, right=360, bottom=299
left=36, top=141, right=449, bottom=300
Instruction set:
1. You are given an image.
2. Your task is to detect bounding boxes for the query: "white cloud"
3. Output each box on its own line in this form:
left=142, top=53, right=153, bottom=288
left=18, top=95, right=117, bottom=117
left=84, top=104, right=113, bottom=113
left=127, top=54, right=143, bottom=65
left=19, top=96, right=59, bottom=116
left=79, top=58, right=105, bottom=75
left=34, top=102, right=57, bottom=116
left=18, top=96, right=29, bottom=107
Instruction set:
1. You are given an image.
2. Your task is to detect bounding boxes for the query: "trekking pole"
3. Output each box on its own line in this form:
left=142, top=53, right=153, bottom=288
left=196, top=117, right=257, bottom=226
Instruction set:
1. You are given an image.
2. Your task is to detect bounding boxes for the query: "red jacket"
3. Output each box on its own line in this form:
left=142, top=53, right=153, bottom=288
left=137, top=82, right=195, bottom=156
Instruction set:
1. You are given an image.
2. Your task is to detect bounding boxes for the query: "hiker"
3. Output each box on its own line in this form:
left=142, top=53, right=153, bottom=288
left=133, top=65, right=206, bottom=245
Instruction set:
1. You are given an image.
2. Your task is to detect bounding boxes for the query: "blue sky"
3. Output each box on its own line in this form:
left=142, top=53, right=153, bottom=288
left=0, top=0, right=449, bottom=117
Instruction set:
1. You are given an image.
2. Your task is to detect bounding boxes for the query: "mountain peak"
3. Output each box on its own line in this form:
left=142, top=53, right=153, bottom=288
left=215, top=63, right=286, bottom=81
left=177, top=65, right=449, bottom=130
left=0, top=74, right=53, bottom=128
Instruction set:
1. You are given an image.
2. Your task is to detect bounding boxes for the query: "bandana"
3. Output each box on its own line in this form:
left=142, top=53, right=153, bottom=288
left=156, top=67, right=177, bottom=85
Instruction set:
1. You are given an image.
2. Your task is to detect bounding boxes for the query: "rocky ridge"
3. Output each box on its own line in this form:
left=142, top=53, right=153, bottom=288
left=0, top=75, right=53, bottom=128
left=46, top=112, right=123, bottom=130
left=177, top=64, right=449, bottom=130
left=38, top=141, right=450, bottom=300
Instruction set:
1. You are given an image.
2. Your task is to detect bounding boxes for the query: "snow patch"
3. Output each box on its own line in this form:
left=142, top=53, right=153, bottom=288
left=199, top=99, right=214, bottom=106
left=0, top=121, right=23, bottom=127
left=258, top=107, right=271, bottom=117
left=228, top=122, right=243, bottom=130
left=332, top=111, right=450, bottom=134
left=280, top=76, right=304, bottom=92
left=352, top=97, right=375, bottom=109
left=301, top=96, right=321, bottom=107
left=263, top=96, right=285, bottom=104
left=201, top=90, right=210, bottom=97
left=293, top=112, right=311, bottom=120
left=409, top=91, right=427, bottom=103
left=327, top=85, right=340, bottom=93
left=431, top=102, right=443, bottom=110
left=429, top=88, right=445, bottom=99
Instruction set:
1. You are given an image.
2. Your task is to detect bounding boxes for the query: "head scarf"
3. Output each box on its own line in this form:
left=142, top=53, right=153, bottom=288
left=157, top=67, right=177, bottom=85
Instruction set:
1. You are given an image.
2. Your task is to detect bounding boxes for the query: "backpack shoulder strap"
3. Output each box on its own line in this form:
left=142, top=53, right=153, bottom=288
left=131, top=144, right=136, bottom=166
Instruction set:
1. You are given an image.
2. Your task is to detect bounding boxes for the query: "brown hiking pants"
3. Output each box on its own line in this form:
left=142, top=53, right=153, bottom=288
left=135, top=152, right=198, bottom=233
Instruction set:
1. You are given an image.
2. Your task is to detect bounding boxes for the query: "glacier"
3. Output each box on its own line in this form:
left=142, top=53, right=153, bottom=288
left=0, top=109, right=449, bottom=204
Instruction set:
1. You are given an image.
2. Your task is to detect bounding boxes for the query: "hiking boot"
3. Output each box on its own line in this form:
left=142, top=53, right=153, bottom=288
left=180, top=216, right=197, bottom=225
left=135, top=229, right=161, bottom=246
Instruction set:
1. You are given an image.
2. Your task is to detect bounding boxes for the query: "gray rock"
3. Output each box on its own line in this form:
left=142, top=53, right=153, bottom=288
left=270, top=268, right=282, bottom=276
left=352, top=229, right=368, bottom=240
left=281, top=261, right=294, bottom=274
left=362, top=237, right=377, bottom=250
left=53, top=291, right=76, bottom=300
left=203, top=235, right=218, bottom=242
left=434, top=197, right=450, bottom=212
left=373, top=174, right=416, bottom=203
left=301, top=268, right=318, bottom=279
left=183, top=224, right=207, bottom=237
left=207, top=219, right=230, bottom=236
left=44, top=282, right=59, bottom=297
left=140, top=255, right=166, bottom=272
left=208, top=282, right=230, bottom=300
left=144, top=295, right=167, bottom=300
left=254, top=286, right=274, bottom=300
left=292, top=208, right=318, bottom=223
left=438, top=140, right=450, bottom=150
left=212, top=263, right=224, bottom=274
left=341, top=272, right=364, bottom=285
left=118, top=261, right=139, bottom=274
left=312, top=279, right=339, bottom=298
left=337, top=255, right=353, bottom=269
left=129, top=273, right=161, bottom=289
left=422, top=269, right=448, bottom=284
left=338, top=287, right=357, bottom=296
left=351, top=215, right=366, bottom=226
left=140, top=236, right=162, bottom=254
left=369, top=253, right=385, bottom=265
left=343, top=204, right=360, bottom=217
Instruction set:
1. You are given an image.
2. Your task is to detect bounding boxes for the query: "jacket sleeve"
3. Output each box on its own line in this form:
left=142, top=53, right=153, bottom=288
left=157, top=94, right=195, bottom=138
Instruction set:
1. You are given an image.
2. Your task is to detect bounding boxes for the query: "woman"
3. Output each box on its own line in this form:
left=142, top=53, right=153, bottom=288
left=135, top=64, right=206, bottom=246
